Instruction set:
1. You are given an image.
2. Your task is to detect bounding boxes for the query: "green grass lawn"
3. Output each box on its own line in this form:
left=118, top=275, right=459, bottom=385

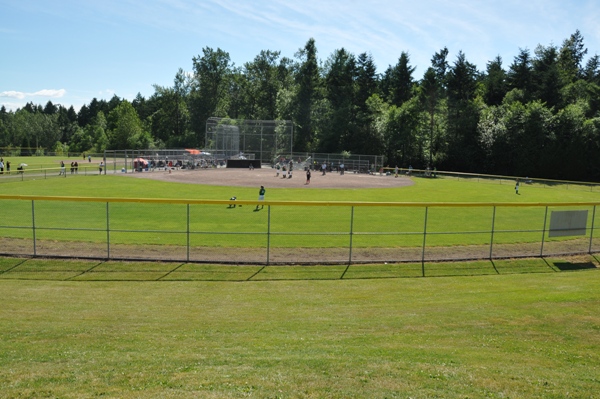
left=0, top=263, right=598, bottom=398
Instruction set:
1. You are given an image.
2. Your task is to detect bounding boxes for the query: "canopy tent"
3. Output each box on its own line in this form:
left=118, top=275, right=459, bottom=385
left=133, top=157, right=148, bottom=169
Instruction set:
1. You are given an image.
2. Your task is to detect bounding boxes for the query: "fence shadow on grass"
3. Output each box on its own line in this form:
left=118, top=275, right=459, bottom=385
left=552, top=261, right=598, bottom=271
left=0, top=256, right=597, bottom=282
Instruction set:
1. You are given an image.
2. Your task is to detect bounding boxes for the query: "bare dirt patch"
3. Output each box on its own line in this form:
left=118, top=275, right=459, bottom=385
left=122, top=167, right=415, bottom=189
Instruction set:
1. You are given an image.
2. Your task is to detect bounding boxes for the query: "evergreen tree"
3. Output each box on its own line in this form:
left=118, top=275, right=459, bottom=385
left=584, top=54, right=600, bottom=85
left=532, top=44, right=561, bottom=108
left=43, top=101, right=58, bottom=115
left=431, top=47, right=449, bottom=92
left=558, top=29, right=587, bottom=84
left=353, top=53, right=381, bottom=155
left=445, top=51, right=481, bottom=171
left=381, top=52, right=416, bottom=107
left=507, top=48, right=533, bottom=100
left=322, top=48, right=357, bottom=152
left=419, top=67, right=441, bottom=166
left=243, top=50, right=283, bottom=120
left=483, top=56, right=508, bottom=106
left=132, top=93, right=150, bottom=121
left=189, top=47, right=233, bottom=146
left=294, top=38, right=321, bottom=152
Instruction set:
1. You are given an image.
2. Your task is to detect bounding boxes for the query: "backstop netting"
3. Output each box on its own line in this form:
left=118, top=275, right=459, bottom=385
left=205, top=118, right=293, bottom=164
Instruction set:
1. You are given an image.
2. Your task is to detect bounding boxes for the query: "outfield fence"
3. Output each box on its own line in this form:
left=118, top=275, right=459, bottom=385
left=0, top=164, right=103, bottom=183
left=1, top=195, right=599, bottom=267
left=388, top=167, right=600, bottom=193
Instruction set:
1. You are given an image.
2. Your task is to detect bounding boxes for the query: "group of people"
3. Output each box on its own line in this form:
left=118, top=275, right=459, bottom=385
left=275, top=160, right=352, bottom=184
left=0, top=157, right=9, bottom=174
left=59, top=161, right=81, bottom=175
left=57, top=159, right=104, bottom=175
left=275, top=159, right=294, bottom=179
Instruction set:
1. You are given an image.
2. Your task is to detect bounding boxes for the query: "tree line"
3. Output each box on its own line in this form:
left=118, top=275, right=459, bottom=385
left=1, top=31, right=600, bottom=181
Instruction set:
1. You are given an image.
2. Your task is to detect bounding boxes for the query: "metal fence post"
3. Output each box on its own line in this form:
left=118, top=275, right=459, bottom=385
left=31, top=200, right=37, bottom=256
left=540, top=206, right=548, bottom=257
left=489, top=206, right=496, bottom=259
left=106, top=202, right=110, bottom=259
left=187, top=203, right=190, bottom=262
left=421, top=207, right=428, bottom=276
left=348, top=206, right=355, bottom=265
left=266, top=205, right=271, bottom=265
left=589, top=205, right=596, bottom=254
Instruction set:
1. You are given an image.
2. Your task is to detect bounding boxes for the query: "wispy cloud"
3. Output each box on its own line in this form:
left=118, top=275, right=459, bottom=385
left=0, top=89, right=66, bottom=99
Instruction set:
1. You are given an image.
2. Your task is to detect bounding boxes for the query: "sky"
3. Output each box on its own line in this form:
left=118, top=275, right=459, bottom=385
left=1, top=0, right=599, bottom=112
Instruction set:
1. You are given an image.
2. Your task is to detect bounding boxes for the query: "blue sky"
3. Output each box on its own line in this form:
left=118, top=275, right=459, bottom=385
left=1, top=0, right=599, bottom=112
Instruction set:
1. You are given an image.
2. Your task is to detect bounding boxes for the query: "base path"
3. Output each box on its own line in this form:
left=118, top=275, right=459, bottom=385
left=124, top=167, right=414, bottom=189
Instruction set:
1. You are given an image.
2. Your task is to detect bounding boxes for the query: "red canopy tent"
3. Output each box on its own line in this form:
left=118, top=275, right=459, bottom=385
left=133, top=157, right=148, bottom=169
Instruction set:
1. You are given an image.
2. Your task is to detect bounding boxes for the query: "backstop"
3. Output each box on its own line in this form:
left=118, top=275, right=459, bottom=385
left=205, top=118, right=293, bottom=164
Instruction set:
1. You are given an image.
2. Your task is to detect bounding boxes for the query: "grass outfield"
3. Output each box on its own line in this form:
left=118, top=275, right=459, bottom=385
left=2, top=169, right=600, bottom=202
left=0, top=265, right=598, bottom=398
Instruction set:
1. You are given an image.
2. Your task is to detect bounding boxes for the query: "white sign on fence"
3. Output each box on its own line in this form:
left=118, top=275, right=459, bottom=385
left=549, top=210, right=588, bottom=237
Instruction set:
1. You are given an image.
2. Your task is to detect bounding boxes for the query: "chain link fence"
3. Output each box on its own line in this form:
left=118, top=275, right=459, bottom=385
left=1, top=195, right=599, bottom=265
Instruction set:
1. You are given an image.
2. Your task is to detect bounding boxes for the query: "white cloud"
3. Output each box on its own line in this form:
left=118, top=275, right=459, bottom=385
left=0, top=91, right=26, bottom=99
left=0, top=89, right=66, bottom=99
left=98, top=89, right=116, bottom=98
left=33, top=89, right=66, bottom=98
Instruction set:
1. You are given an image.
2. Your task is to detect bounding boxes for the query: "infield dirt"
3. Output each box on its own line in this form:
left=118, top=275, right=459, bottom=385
left=123, top=166, right=415, bottom=189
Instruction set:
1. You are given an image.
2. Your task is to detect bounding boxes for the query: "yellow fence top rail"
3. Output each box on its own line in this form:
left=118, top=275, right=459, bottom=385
left=2, top=194, right=600, bottom=208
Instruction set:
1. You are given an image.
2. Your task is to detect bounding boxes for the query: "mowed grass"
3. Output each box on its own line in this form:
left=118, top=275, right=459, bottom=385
left=1, top=171, right=600, bottom=397
left=0, top=266, right=599, bottom=398
left=1, top=172, right=600, bottom=248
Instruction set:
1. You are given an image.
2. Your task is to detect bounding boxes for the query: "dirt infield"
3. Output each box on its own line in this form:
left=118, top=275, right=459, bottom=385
left=123, top=167, right=415, bottom=189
